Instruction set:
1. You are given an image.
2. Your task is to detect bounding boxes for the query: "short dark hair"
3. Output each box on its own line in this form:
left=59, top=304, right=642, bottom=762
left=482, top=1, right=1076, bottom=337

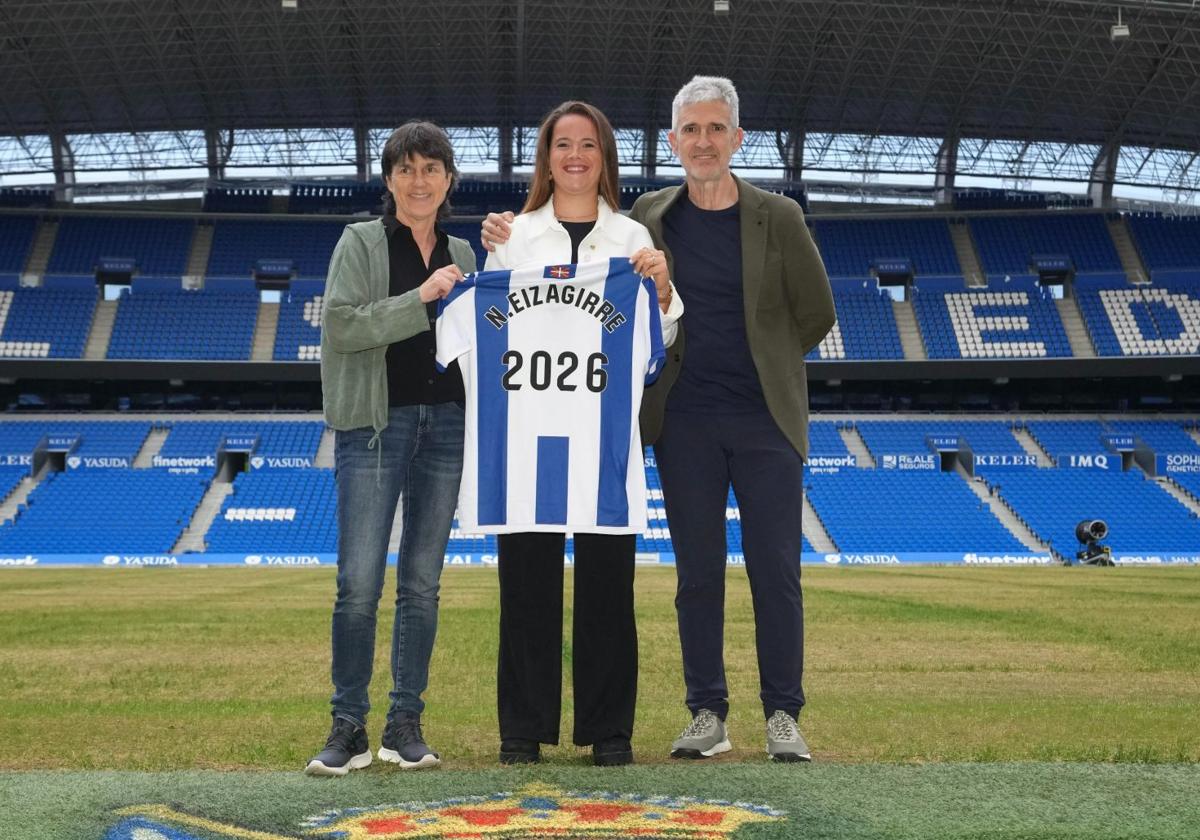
left=380, top=121, right=458, bottom=220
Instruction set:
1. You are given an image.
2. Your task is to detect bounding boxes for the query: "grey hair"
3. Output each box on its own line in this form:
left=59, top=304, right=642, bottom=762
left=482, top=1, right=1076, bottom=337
left=671, top=75, right=740, bottom=130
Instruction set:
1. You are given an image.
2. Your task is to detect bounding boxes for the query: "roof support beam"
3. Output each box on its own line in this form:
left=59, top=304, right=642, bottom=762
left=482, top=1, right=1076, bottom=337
left=49, top=131, right=73, bottom=203
left=935, top=135, right=958, bottom=206
left=353, top=124, right=369, bottom=182
left=1090, top=143, right=1119, bottom=209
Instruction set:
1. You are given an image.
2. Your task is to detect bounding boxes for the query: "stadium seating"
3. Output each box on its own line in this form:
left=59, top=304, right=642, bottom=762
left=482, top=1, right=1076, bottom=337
left=47, top=216, right=194, bottom=276
left=810, top=218, right=960, bottom=278
left=912, top=285, right=1072, bottom=358
left=806, top=470, right=1027, bottom=552
left=856, top=420, right=1026, bottom=459
left=0, top=286, right=96, bottom=358
left=0, top=188, right=53, bottom=209
left=808, top=422, right=851, bottom=456
left=1024, top=420, right=1108, bottom=461
left=0, top=470, right=207, bottom=553
left=205, top=468, right=336, bottom=553
left=807, top=289, right=904, bottom=360
left=107, top=288, right=258, bottom=360
left=0, top=465, right=28, bottom=503
left=288, top=182, right=379, bottom=215
left=968, top=214, right=1121, bottom=275
left=274, top=288, right=323, bottom=361
left=158, top=420, right=323, bottom=459
left=988, top=468, right=1200, bottom=555
left=1074, top=277, right=1200, bottom=356
left=1125, top=214, right=1200, bottom=276
left=203, top=188, right=273, bottom=214
left=205, top=219, right=347, bottom=280
left=0, top=215, right=38, bottom=273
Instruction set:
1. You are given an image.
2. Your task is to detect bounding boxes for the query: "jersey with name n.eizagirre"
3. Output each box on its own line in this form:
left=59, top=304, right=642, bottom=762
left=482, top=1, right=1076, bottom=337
left=436, top=257, right=664, bottom=534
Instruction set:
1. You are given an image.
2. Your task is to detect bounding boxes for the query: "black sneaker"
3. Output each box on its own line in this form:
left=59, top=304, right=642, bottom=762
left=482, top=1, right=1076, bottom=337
left=499, top=738, right=541, bottom=765
left=378, top=711, right=440, bottom=769
left=592, top=735, right=633, bottom=767
left=305, top=717, right=372, bottom=777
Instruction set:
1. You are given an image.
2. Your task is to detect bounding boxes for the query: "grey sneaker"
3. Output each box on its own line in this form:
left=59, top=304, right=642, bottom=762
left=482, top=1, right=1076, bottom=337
left=670, top=709, right=732, bottom=759
left=765, top=711, right=811, bottom=762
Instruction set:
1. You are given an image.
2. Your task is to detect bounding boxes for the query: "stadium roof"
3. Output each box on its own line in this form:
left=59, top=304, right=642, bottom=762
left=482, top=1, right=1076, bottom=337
left=2, top=0, right=1200, bottom=152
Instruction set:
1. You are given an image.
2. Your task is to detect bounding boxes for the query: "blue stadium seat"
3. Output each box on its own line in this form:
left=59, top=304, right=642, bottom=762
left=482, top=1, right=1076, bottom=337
left=806, top=289, right=904, bottom=360
left=968, top=214, right=1120, bottom=275
left=988, top=469, right=1200, bottom=555
left=807, top=470, right=1026, bottom=553
left=0, top=286, right=96, bottom=358
left=811, top=218, right=960, bottom=278
left=206, top=219, right=347, bottom=279
left=205, top=468, right=336, bottom=553
left=912, top=285, right=1072, bottom=358
left=0, top=215, right=38, bottom=274
left=107, top=288, right=258, bottom=360
left=47, top=216, right=194, bottom=276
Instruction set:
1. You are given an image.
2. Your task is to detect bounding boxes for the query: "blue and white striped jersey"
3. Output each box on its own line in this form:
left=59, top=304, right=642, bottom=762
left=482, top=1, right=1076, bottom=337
left=437, top=258, right=665, bottom=534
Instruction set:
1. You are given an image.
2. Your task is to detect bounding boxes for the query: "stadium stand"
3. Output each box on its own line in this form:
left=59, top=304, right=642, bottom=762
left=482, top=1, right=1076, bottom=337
left=157, top=420, right=323, bottom=459
left=806, top=470, right=1028, bottom=552
left=0, top=215, right=38, bottom=274
left=0, top=470, right=207, bottom=553
left=288, top=182, right=379, bottom=215
left=0, top=188, right=53, bottom=209
left=106, top=287, right=258, bottom=360
left=47, top=216, right=194, bottom=277
left=273, top=283, right=324, bottom=361
left=968, top=214, right=1121, bottom=275
left=1024, top=420, right=1108, bottom=461
left=203, top=188, right=273, bottom=214
left=205, top=468, right=336, bottom=553
left=205, top=219, right=346, bottom=280
left=0, top=286, right=96, bottom=358
left=1125, top=214, right=1200, bottom=276
left=855, top=420, right=1026, bottom=460
left=807, top=288, right=904, bottom=360
left=912, top=280, right=1072, bottom=358
left=0, top=465, right=28, bottom=501
left=810, top=218, right=960, bottom=277
left=808, top=421, right=851, bottom=456
left=987, top=468, right=1200, bottom=555
left=1074, top=275, right=1200, bottom=356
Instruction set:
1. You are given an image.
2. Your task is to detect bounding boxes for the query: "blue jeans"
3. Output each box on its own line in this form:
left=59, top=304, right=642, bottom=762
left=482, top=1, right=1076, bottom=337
left=330, top=403, right=464, bottom=726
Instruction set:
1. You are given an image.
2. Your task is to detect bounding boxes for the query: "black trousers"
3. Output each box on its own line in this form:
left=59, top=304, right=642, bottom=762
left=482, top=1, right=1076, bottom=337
left=655, top=408, right=806, bottom=721
left=496, top=531, right=637, bottom=746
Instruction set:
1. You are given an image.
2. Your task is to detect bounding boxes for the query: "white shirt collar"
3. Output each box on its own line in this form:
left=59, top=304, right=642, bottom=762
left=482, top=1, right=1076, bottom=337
left=526, top=196, right=615, bottom=238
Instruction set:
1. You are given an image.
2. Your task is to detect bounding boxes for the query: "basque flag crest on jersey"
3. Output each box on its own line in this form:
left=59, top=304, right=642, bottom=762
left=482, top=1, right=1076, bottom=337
left=437, top=257, right=665, bottom=534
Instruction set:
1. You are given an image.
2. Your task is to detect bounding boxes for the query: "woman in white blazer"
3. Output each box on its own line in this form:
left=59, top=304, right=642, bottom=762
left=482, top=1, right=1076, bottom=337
left=483, top=101, right=681, bottom=767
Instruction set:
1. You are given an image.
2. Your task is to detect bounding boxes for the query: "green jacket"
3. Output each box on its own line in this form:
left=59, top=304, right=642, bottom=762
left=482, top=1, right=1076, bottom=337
left=630, top=176, right=835, bottom=459
left=320, top=219, right=477, bottom=433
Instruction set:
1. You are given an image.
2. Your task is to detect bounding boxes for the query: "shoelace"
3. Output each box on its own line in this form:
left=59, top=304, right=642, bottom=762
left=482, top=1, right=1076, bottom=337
left=767, top=713, right=799, bottom=741
left=325, top=720, right=360, bottom=750
left=389, top=716, right=425, bottom=745
left=681, top=710, right=718, bottom=738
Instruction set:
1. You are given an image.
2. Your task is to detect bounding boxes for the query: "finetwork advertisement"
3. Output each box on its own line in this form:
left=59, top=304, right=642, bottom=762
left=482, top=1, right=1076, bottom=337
left=806, top=454, right=856, bottom=474
left=152, top=454, right=217, bottom=474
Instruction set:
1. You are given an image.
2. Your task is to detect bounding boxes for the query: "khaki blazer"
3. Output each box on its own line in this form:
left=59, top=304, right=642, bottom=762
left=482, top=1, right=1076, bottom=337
left=630, top=176, right=835, bottom=459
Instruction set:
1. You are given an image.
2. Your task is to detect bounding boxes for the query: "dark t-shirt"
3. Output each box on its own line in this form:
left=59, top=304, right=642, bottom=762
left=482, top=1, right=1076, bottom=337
left=661, top=193, right=767, bottom=413
left=381, top=215, right=464, bottom=406
left=560, top=220, right=596, bottom=263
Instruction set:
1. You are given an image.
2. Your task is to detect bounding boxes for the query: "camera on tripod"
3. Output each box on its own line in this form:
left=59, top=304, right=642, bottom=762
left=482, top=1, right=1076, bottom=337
left=1073, top=519, right=1114, bottom=566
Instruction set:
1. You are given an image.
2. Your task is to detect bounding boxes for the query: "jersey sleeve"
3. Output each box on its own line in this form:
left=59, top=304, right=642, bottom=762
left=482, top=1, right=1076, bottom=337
left=641, top=276, right=666, bottom=385
left=435, top=275, right=477, bottom=371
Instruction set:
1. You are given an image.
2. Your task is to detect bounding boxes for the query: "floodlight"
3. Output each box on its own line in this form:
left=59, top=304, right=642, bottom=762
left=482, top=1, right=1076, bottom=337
left=714, top=0, right=730, bottom=14
left=282, top=0, right=298, bottom=10
left=1111, top=8, right=1129, bottom=40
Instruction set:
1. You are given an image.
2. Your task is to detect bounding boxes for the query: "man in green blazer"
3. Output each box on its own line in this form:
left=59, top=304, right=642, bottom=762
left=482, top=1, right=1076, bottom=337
left=630, top=76, right=834, bottom=763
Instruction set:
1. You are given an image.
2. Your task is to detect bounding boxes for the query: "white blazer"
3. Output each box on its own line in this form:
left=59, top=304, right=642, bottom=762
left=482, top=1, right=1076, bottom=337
left=484, top=197, right=682, bottom=345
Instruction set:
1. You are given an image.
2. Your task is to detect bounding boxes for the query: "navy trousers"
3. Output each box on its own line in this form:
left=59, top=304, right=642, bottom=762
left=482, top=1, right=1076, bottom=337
left=654, top=408, right=806, bottom=721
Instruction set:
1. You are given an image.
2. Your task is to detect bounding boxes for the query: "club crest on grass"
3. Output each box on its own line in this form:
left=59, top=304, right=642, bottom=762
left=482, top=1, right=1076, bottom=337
left=111, top=784, right=786, bottom=839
